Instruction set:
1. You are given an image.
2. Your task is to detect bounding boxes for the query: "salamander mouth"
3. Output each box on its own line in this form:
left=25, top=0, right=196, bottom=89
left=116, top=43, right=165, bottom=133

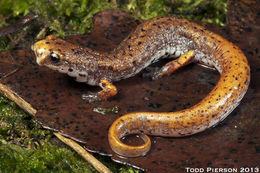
left=31, top=46, right=49, bottom=65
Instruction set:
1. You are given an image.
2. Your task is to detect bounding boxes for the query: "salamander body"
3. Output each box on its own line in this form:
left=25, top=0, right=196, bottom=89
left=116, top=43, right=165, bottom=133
left=32, top=16, right=250, bottom=157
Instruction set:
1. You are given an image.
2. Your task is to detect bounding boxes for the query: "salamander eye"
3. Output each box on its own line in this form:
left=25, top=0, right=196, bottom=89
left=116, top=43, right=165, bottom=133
left=49, top=52, right=60, bottom=63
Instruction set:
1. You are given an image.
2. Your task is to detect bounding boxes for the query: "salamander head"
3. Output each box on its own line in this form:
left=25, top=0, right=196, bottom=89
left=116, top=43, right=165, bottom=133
left=31, top=35, right=102, bottom=84
left=31, top=35, right=82, bottom=69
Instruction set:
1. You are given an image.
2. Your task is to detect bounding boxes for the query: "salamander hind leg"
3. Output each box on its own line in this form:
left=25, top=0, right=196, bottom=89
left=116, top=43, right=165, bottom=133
left=152, top=50, right=195, bottom=80
left=82, top=79, right=118, bottom=103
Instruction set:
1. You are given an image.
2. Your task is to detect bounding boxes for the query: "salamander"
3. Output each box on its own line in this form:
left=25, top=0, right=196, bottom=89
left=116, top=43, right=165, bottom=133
left=31, top=16, right=250, bottom=157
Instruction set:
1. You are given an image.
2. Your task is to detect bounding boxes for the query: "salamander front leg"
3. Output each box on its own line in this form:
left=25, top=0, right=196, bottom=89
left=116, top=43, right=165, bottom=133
left=82, top=79, right=118, bottom=103
left=152, top=50, right=195, bottom=79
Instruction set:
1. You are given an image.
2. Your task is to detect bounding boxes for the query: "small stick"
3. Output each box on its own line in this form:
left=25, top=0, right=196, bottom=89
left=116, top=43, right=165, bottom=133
left=0, top=13, right=38, bottom=37
left=54, top=133, right=112, bottom=173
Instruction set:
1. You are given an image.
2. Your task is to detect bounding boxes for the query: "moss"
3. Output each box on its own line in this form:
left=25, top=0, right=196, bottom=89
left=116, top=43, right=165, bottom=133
left=0, top=0, right=227, bottom=38
left=170, top=0, right=227, bottom=26
left=0, top=0, right=226, bottom=51
left=119, top=0, right=170, bottom=20
left=1, top=0, right=117, bottom=38
left=0, top=36, right=12, bottom=52
left=0, top=0, right=227, bottom=172
left=0, top=143, right=98, bottom=173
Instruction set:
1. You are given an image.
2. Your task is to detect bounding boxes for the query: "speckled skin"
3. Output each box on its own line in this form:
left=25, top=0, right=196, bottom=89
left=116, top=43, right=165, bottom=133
left=32, top=16, right=250, bottom=157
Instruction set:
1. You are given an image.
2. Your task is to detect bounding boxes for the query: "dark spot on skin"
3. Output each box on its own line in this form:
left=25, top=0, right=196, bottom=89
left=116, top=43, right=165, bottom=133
left=45, top=41, right=50, bottom=44
left=152, top=23, right=157, bottom=26
left=176, top=61, right=182, bottom=65
left=55, top=42, right=62, bottom=45
left=122, top=50, right=126, bottom=55
left=68, top=68, right=73, bottom=72
left=146, top=45, right=150, bottom=50
left=157, top=25, right=161, bottom=29
left=203, top=37, right=207, bottom=42
left=113, top=55, right=117, bottom=58
left=108, top=66, right=113, bottom=70
left=128, top=45, right=131, bottom=49
left=57, top=48, right=61, bottom=52
left=138, top=41, right=142, bottom=45
left=135, top=19, right=141, bottom=25
left=72, top=49, right=83, bottom=55
left=183, top=21, right=188, bottom=25
left=141, top=28, right=145, bottom=32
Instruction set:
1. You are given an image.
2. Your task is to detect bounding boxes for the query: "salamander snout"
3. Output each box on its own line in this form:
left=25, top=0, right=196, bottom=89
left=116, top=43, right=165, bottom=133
left=31, top=41, right=50, bottom=65
left=32, top=36, right=63, bottom=66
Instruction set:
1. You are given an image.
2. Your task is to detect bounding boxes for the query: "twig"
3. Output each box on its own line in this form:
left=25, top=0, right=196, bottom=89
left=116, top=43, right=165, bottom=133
left=54, top=133, right=112, bottom=173
left=0, top=83, right=36, bottom=115
left=0, top=13, right=38, bottom=37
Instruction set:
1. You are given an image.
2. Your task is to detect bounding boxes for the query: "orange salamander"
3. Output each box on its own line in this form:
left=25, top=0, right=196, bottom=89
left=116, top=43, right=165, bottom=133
left=32, top=16, right=250, bottom=157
